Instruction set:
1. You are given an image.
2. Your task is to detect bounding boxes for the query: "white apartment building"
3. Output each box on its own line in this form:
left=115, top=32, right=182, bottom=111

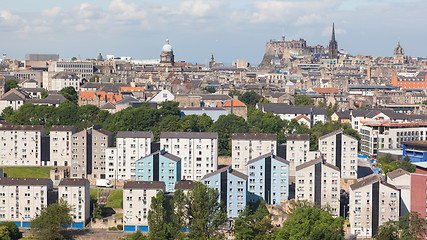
left=286, top=134, right=320, bottom=177
left=160, top=132, right=218, bottom=181
left=71, top=129, right=90, bottom=178
left=50, top=125, right=76, bottom=167
left=0, top=123, right=45, bottom=166
left=231, top=133, right=276, bottom=174
left=319, top=130, right=358, bottom=179
left=386, top=168, right=410, bottom=216
left=349, top=175, right=400, bottom=238
left=123, top=181, right=165, bottom=231
left=106, top=131, right=154, bottom=181
left=58, top=178, right=90, bottom=227
left=295, top=158, right=341, bottom=216
left=49, top=72, right=81, bottom=91
left=91, top=129, right=114, bottom=180
left=0, top=177, right=53, bottom=227
left=48, top=61, right=94, bottom=79
left=359, top=120, right=427, bottom=159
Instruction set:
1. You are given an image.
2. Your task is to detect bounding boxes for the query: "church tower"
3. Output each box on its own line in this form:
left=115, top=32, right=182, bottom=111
left=328, top=23, right=338, bottom=59
left=160, top=37, right=174, bottom=67
left=393, top=41, right=404, bottom=64
left=209, top=54, right=215, bottom=68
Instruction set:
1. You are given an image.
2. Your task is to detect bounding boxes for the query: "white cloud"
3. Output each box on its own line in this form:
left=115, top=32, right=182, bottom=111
left=322, top=25, right=346, bottom=37
left=42, top=7, right=62, bottom=17
left=173, top=0, right=223, bottom=18
left=0, top=10, right=20, bottom=22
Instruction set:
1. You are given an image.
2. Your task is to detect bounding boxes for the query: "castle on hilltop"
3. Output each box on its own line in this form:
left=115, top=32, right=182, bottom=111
left=259, top=24, right=338, bottom=69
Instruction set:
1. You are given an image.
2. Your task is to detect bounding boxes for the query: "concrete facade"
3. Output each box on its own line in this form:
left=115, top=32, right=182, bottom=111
left=58, top=178, right=90, bottom=227
left=247, top=153, right=289, bottom=205
left=160, top=132, right=218, bottom=181
left=232, top=133, right=277, bottom=174
left=91, top=129, right=114, bottom=180
left=50, top=126, right=76, bottom=167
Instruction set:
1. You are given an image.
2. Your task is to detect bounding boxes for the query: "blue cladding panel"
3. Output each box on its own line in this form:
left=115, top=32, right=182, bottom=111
left=137, top=226, right=149, bottom=232
left=124, top=225, right=136, bottom=231
left=22, top=222, right=30, bottom=228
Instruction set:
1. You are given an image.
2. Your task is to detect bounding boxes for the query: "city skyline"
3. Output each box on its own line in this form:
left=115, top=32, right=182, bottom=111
left=1, top=0, right=427, bottom=64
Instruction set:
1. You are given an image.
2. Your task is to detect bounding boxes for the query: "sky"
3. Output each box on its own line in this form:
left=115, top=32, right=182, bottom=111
left=0, top=0, right=426, bottom=65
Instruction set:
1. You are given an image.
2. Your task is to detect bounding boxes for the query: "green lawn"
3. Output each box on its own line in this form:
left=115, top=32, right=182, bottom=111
left=105, top=189, right=123, bottom=209
left=90, top=189, right=104, bottom=201
left=3, top=167, right=52, bottom=178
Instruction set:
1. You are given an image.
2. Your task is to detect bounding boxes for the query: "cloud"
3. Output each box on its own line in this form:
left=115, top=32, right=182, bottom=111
left=322, top=25, right=347, bottom=36
left=0, top=10, right=20, bottom=22
left=42, top=7, right=62, bottom=17
left=173, top=0, right=223, bottom=18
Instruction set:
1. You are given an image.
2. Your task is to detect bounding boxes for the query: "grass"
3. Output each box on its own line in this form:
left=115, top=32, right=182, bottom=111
left=105, top=189, right=123, bottom=209
left=115, top=213, right=123, bottom=220
left=3, top=167, right=52, bottom=178
left=90, top=189, right=104, bottom=201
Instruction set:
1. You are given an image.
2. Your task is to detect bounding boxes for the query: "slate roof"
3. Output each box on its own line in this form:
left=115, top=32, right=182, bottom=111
left=257, top=103, right=327, bottom=115
left=387, top=168, right=410, bottom=180
left=232, top=133, right=276, bottom=140
left=123, top=181, right=165, bottom=189
left=117, top=131, right=153, bottom=139
left=50, top=125, right=76, bottom=132
left=295, top=157, right=340, bottom=172
left=58, top=178, right=88, bottom=186
left=0, top=177, right=51, bottom=186
left=287, top=134, right=309, bottom=141
left=175, top=181, right=194, bottom=190
left=201, top=166, right=247, bottom=180
left=160, top=132, right=218, bottom=139
left=247, top=153, right=289, bottom=166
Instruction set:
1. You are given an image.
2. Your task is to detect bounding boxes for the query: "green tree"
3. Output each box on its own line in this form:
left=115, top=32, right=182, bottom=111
left=30, top=198, right=73, bottom=240
left=41, top=90, right=49, bottom=99
left=169, top=189, right=187, bottom=239
left=158, top=101, right=180, bottom=117
left=0, top=221, right=21, bottom=240
left=187, top=182, right=227, bottom=239
left=239, top=91, right=263, bottom=107
left=55, top=101, right=79, bottom=125
left=4, top=79, right=19, bottom=93
left=0, top=226, right=11, bottom=240
left=71, top=57, right=77, bottom=61
left=1, top=106, right=14, bottom=120
left=148, top=190, right=169, bottom=240
left=234, top=201, right=272, bottom=240
left=209, top=114, right=249, bottom=156
left=398, top=211, right=427, bottom=239
left=121, top=231, right=148, bottom=240
left=272, top=203, right=344, bottom=240
left=294, top=94, right=315, bottom=106
left=400, top=156, right=415, bottom=173
left=203, top=86, right=216, bottom=93
left=59, top=86, right=78, bottom=104
left=228, top=90, right=241, bottom=98
left=374, top=221, right=399, bottom=240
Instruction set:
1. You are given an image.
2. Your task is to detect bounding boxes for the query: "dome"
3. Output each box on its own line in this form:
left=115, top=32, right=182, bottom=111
left=162, top=38, right=173, bottom=52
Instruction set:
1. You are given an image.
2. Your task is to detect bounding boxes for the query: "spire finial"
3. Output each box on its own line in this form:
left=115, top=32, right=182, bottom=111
left=166, top=37, right=169, bottom=44
left=331, top=22, right=335, bottom=42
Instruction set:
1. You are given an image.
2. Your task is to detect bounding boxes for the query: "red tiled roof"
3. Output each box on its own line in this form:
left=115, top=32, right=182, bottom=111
left=223, top=99, right=246, bottom=107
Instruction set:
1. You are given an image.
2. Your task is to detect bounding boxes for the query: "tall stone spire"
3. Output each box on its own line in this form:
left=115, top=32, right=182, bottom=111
left=328, top=23, right=338, bottom=59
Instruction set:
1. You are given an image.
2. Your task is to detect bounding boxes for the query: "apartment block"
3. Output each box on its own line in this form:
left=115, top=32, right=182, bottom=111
left=295, top=158, right=341, bottom=216
left=160, top=132, right=218, bottom=181
left=58, top=178, right=90, bottom=228
left=135, top=150, right=181, bottom=193
left=286, top=134, right=320, bottom=177
left=50, top=125, right=76, bottom=167
left=0, top=177, right=53, bottom=227
left=386, top=168, right=410, bottom=216
left=91, top=129, right=114, bottom=180
left=0, top=123, right=45, bottom=166
left=319, top=130, right=358, bottom=179
left=231, top=133, right=276, bottom=174
left=48, top=61, right=94, bottom=79
left=202, top=166, right=247, bottom=218
left=71, top=129, right=91, bottom=178
left=410, top=162, right=427, bottom=234
left=106, top=131, right=154, bottom=181
left=247, top=153, right=289, bottom=205
left=123, top=181, right=165, bottom=232
left=359, top=120, right=427, bottom=159
left=349, top=175, right=400, bottom=238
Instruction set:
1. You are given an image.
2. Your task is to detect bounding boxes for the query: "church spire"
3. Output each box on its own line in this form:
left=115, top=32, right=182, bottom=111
left=331, top=23, right=335, bottom=42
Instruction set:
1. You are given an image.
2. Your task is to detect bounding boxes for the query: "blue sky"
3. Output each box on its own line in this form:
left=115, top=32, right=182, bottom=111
left=0, top=0, right=426, bottom=65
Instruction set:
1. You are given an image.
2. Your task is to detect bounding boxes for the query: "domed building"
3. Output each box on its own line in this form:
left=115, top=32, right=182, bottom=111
left=160, top=37, right=174, bottom=67
left=393, top=41, right=404, bottom=64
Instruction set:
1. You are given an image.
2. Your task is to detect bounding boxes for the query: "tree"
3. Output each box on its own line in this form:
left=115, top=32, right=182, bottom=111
left=202, top=86, right=216, bottom=93
left=398, top=211, right=427, bottom=240
left=148, top=190, right=169, bottom=240
left=1, top=106, right=14, bottom=120
left=0, top=221, right=21, bottom=240
left=169, top=189, right=187, bottom=239
left=4, top=79, right=19, bottom=93
left=71, top=57, right=77, bottom=61
left=187, top=182, right=227, bottom=239
left=209, top=114, right=249, bottom=156
left=272, top=203, right=344, bottom=240
left=294, top=94, right=315, bottom=106
left=30, top=198, right=73, bottom=240
left=374, top=221, right=399, bottom=240
left=234, top=201, right=272, bottom=240
left=400, top=156, right=415, bottom=173
left=228, top=90, right=241, bottom=98
left=121, top=231, right=148, bottom=240
left=239, top=91, right=263, bottom=107
left=41, top=90, right=49, bottom=99
left=59, top=86, right=78, bottom=104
